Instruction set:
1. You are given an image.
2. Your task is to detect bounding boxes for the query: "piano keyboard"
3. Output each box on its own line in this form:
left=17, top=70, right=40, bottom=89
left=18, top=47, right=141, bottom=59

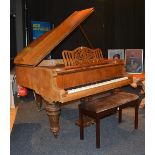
left=67, top=77, right=128, bottom=94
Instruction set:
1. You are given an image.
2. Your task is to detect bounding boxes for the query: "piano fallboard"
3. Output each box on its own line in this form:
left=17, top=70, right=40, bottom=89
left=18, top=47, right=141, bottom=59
left=56, top=62, right=125, bottom=89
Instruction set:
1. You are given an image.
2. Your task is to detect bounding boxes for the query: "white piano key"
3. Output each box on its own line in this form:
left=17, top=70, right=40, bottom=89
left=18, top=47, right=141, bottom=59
left=67, top=77, right=128, bottom=94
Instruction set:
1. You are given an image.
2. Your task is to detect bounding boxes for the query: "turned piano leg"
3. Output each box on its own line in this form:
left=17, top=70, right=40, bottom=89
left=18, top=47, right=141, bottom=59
left=45, top=102, right=61, bottom=137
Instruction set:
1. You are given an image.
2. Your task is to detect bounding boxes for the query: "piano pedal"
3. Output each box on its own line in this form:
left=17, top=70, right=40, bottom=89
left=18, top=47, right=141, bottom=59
left=75, top=116, right=96, bottom=127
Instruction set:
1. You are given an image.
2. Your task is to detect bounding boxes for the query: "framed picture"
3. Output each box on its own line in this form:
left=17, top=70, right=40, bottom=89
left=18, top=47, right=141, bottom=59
left=125, top=49, right=143, bottom=74
left=108, top=49, right=124, bottom=60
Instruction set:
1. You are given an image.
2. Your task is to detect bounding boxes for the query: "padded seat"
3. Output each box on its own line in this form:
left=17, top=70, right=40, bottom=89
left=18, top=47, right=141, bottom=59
left=79, top=91, right=140, bottom=148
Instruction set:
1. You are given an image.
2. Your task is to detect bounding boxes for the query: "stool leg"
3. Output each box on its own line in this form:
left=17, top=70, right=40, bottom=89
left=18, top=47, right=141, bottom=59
left=96, top=118, right=100, bottom=148
left=135, top=104, right=139, bottom=129
left=80, top=109, right=84, bottom=140
left=118, top=108, right=122, bottom=123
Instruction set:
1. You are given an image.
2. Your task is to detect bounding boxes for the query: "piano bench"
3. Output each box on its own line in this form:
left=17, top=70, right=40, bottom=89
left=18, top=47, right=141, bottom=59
left=78, top=91, right=140, bottom=149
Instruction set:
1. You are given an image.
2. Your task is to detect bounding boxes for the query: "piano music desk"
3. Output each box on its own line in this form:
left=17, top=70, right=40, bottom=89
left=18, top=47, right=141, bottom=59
left=79, top=91, right=140, bottom=148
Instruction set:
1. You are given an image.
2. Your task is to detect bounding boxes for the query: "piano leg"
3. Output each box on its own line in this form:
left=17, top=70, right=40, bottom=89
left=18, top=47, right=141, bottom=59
left=45, top=102, right=60, bottom=137
left=34, top=92, right=43, bottom=111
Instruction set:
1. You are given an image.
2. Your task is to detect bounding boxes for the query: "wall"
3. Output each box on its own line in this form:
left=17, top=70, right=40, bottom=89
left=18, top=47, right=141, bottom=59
left=114, top=0, right=145, bottom=49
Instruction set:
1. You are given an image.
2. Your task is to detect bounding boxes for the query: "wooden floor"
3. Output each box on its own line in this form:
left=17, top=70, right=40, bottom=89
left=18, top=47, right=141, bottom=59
left=10, top=107, right=18, bottom=134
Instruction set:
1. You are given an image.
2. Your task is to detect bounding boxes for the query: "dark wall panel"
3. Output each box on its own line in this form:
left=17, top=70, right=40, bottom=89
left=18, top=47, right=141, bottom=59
left=114, top=0, right=145, bottom=50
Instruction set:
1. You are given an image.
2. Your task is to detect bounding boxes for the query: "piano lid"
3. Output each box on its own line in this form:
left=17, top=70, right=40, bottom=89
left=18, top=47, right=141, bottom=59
left=14, top=8, right=94, bottom=66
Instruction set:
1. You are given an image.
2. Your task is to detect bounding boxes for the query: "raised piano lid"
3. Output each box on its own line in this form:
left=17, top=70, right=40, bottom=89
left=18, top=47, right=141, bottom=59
left=14, top=8, right=94, bottom=66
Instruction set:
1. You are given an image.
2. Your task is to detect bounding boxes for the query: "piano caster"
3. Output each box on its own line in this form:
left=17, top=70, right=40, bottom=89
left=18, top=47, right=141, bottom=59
left=45, top=102, right=61, bottom=137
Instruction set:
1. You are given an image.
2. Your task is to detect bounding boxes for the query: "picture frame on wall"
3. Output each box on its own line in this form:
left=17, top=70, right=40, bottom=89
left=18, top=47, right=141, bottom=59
left=125, top=49, right=143, bottom=74
left=108, top=49, right=124, bottom=60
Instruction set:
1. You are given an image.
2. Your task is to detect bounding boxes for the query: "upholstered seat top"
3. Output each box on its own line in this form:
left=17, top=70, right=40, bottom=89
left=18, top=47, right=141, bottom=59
left=79, top=92, right=139, bottom=113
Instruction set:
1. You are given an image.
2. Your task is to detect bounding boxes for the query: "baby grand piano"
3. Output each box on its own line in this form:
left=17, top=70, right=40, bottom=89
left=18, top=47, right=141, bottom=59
left=14, top=8, right=132, bottom=137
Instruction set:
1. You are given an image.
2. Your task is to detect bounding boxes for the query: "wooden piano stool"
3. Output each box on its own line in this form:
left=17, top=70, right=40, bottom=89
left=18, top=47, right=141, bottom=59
left=79, top=91, right=140, bottom=148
